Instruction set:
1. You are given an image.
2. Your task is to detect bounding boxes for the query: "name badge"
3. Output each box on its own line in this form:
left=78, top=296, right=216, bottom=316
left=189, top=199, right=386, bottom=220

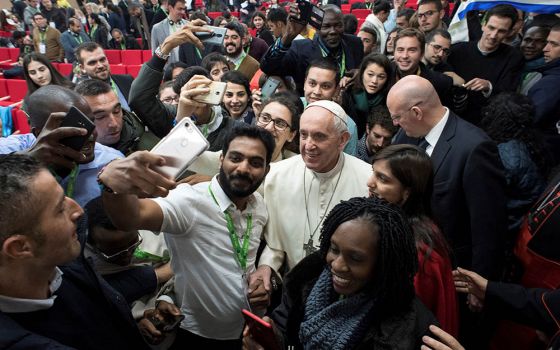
left=39, top=43, right=46, bottom=54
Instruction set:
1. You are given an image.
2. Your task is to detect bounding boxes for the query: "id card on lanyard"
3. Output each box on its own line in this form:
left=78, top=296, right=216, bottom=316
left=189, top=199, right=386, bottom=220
left=39, top=30, right=47, bottom=54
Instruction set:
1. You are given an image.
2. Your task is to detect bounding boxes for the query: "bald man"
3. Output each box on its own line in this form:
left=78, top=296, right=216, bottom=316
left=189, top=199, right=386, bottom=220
left=390, top=75, right=507, bottom=280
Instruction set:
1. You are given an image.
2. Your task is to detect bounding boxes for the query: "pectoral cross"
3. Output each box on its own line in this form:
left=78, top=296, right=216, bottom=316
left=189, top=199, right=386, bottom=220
left=303, top=238, right=318, bottom=256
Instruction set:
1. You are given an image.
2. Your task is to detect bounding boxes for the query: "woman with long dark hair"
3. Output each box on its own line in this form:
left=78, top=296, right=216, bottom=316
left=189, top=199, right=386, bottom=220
left=367, top=144, right=459, bottom=336
left=250, top=11, right=274, bottom=45
left=88, top=13, right=110, bottom=49
left=23, top=52, right=74, bottom=99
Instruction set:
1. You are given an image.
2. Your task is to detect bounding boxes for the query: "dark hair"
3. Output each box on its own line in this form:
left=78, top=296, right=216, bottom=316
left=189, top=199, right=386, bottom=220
left=172, top=66, right=211, bottom=94
left=106, top=3, right=122, bottom=15
left=306, top=57, right=341, bottom=85
left=23, top=52, right=74, bottom=96
left=201, top=52, right=229, bottom=74
left=373, top=0, right=391, bottom=14
left=213, top=15, right=225, bottom=26
left=12, top=30, right=26, bottom=40
left=261, top=90, right=304, bottom=132
left=552, top=23, right=560, bottom=32
left=418, top=0, right=443, bottom=12
left=485, top=4, right=518, bottom=30
left=322, top=4, right=343, bottom=16
left=250, top=11, right=267, bottom=29
left=85, top=196, right=117, bottom=245
left=367, top=105, right=398, bottom=135
left=225, top=21, right=245, bottom=37
left=425, top=28, right=451, bottom=44
left=481, top=92, right=551, bottom=176
left=168, top=0, right=185, bottom=7
left=0, top=154, right=43, bottom=245
left=355, top=53, right=391, bottom=95
left=33, top=12, right=45, bottom=20
left=88, top=12, right=105, bottom=27
left=75, top=78, right=112, bottom=97
left=372, top=145, right=450, bottom=265
left=222, top=124, right=276, bottom=165
left=526, top=14, right=560, bottom=30
left=319, top=197, right=417, bottom=316
left=163, top=61, right=189, bottom=82
left=158, top=80, right=175, bottom=95
left=397, top=8, right=415, bottom=21
left=385, top=27, right=401, bottom=55
left=359, top=26, right=378, bottom=44
left=189, top=10, right=208, bottom=22
left=25, top=85, right=88, bottom=130
left=267, top=7, right=288, bottom=23
left=395, top=28, right=425, bottom=54
left=221, top=70, right=250, bottom=96
left=75, top=41, right=103, bottom=64
left=343, top=14, right=358, bottom=35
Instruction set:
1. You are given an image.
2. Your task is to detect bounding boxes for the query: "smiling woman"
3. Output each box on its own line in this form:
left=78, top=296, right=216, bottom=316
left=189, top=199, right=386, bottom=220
left=243, top=197, right=437, bottom=349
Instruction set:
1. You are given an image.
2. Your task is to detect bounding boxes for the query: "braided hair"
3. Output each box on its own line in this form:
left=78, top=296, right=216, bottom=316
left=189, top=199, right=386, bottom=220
left=318, top=197, right=418, bottom=316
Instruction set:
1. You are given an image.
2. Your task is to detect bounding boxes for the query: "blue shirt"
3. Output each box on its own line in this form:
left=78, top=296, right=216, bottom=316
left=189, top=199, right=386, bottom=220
left=0, top=134, right=123, bottom=207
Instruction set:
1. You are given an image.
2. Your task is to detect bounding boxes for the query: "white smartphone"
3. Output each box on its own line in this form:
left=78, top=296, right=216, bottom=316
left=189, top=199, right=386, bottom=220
left=191, top=81, right=227, bottom=105
left=150, top=118, right=210, bottom=180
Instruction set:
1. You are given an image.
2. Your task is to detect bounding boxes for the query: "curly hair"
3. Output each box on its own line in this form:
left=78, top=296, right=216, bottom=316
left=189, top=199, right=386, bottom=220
left=481, top=92, right=551, bottom=176
left=318, top=197, right=418, bottom=317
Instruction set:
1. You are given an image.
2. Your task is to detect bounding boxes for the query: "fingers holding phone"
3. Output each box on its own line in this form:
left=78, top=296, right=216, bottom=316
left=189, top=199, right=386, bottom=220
left=251, top=89, right=263, bottom=117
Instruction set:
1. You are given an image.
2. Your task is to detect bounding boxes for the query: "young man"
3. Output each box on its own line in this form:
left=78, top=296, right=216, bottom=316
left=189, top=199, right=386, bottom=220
left=150, top=0, right=186, bottom=63
left=32, top=12, right=64, bottom=62
left=223, top=21, right=260, bottom=81
left=417, top=0, right=446, bottom=34
left=60, top=17, right=91, bottom=63
left=0, top=154, right=149, bottom=349
left=356, top=105, right=398, bottom=163
left=98, top=124, right=275, bottom=348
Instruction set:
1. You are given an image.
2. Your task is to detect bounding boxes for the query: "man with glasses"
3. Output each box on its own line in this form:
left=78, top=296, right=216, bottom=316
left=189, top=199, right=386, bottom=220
left=390, top=74, right=506, bottom=284
left=417, top=0, right=446, bottom=34
left=423, top=29, right=465, bottom=86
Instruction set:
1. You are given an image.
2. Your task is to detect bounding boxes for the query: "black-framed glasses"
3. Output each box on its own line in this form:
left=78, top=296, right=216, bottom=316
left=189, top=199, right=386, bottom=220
left=161, top=96, right=179, bottom=104
left=390, top=102, right=420, bottom=121
left=429, top=43, right=451, bottom=56
left=418, top=10, right=437, bottom=19
left=257, top=114, right=291, bottom=130
left=88, top=233, right=143, bottom=262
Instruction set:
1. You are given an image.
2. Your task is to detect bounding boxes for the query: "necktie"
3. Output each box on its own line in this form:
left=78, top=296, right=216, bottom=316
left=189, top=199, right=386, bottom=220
left=418, top=137, right=429, bottom=151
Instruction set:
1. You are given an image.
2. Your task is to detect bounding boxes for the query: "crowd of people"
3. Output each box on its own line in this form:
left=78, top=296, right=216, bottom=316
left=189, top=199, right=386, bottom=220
left=1, top=0, right=560, bottom=349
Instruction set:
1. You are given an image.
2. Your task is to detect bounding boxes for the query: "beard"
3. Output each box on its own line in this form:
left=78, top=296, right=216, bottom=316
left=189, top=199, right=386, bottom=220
left=218, top=167, right=264, bottom=200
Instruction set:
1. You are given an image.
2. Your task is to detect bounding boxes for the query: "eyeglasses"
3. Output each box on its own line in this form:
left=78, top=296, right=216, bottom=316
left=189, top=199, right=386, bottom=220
left=88, top=233, right=143, bottom=262
left=257, top=114, right=291, bottom=130
left=390, top=103, right=420, bottom=121
left=161, top=96, right=179, bottom=104
left=428, top=43, right=451, bottom=56
left=417, top=10, right=437, bottom=19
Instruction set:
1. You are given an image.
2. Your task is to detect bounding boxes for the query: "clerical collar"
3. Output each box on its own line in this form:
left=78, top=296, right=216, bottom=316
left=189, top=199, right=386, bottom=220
left=0, top=267, right=63, bottom=313
left=310, top=153, right=345, bottom=180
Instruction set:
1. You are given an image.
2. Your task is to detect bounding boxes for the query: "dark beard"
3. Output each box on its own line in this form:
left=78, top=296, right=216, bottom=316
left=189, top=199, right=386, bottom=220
left=218, top=167, right=263, bottom=201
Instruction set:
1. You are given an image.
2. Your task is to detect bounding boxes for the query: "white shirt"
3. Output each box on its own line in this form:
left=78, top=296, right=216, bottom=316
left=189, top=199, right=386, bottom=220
left=154, top=176, right=268, bottom=340
left=0, top=267, right=63, bottom=313
left=424, top=107, right=449, bottom=156
left=259, top=154, right=372, bottom=272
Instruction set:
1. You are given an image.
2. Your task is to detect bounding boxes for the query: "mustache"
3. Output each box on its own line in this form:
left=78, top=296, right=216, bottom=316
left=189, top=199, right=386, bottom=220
left=229, top=173, right=252, bottom=182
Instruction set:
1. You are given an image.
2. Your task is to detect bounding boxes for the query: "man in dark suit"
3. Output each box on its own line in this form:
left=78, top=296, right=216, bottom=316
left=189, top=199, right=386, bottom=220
left=390, top=75, right=507, bottom=281
left=260, top=4, right=363, bottom=94
left=108, top=28, right=142, bottom=50
left=76, top=42, right=134, bottom=111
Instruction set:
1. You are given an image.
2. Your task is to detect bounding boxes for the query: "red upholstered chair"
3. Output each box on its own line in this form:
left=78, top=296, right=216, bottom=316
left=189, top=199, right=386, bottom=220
left=208, top=12, right=222, bottom=19
left=341, top=4, right=351, bottom=13
left=231, top=11, right=240, bottom=18
left=349, top=0, right=364, bottom=4
left=12, top=107, right=31, bottom=134
left=57, top=63, right=73, bottom=76
left=126, top=65, right=142, bottom=78
left=8, top=48, right=19, bottom=61
left=6, top=79, right=27, bottom=102
left=104, top=50, right=122, bottom=65
left=0, top=48, right=11, bottom=62
left=109, top=64, right=127, bottom=75
left=0, top=79, right=10, bottom=101
left=142, top=50, right=152, bottom=62
left=121, top=50, right=142, bottom=65
left=352, top=9, right=371, bottom=19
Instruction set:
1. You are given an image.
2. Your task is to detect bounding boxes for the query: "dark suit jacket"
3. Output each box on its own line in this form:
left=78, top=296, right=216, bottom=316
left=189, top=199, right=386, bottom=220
left=260, top=34, right=364, bottom=94
left=178, top=42, right=224, bottom=67
left=394, top=112, right=507, bottom=278
left=111, top=74, right=134, bottom=103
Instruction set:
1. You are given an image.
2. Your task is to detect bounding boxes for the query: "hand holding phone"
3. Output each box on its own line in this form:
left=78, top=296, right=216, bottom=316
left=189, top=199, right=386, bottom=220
left=191, top=81, right=227, bottom=106
left=242, top=309, right=281, bottom=350
left=194, top=26, right=228, bottom=46
left=59, top=106, right=96, bottom=152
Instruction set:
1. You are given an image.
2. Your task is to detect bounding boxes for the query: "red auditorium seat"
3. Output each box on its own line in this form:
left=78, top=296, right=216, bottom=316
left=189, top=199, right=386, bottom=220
left=121, top=50, right=142, bottom=65
left=0, top=79, right=10, bottom=100
left=142, top=50, right=152, bottom=62
left=136, top=38, right=143, bottom=48
left=12, top=108, right=31, bottom=134
left=352, top=9, right=371, bottom=19
left=104, top=50, right=122, bottom=65
left=57, top=63, right=73, bottom=76
left=127, top=65, right=142, bottom=78
left=109, top=64, right=127, bottom=75
left=341, top=4, right=351, bottom=13
left=231, top=11, right=240, bottom=18
left=207, top=12, right=222, bottom=19
left=0, top=48, right=11, bottom=62
left=8, top=48, right=19, bottom=61
left=6, top=80, right=27, bottom=102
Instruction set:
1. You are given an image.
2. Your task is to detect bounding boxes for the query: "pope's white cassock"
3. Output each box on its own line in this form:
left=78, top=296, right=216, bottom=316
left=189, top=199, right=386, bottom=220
left=259, top=152, right=372, bottom=273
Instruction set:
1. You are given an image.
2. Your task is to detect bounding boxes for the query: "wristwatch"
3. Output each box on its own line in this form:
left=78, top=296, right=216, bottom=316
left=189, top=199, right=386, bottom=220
left=154, top=45, right=171, bottom=60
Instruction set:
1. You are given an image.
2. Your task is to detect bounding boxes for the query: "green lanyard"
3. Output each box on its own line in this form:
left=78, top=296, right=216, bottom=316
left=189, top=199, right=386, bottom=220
left=75, top=34, right=83, bottom=45
left=365, top=2, right=373, bottom=9
left=120, top=41, right=126, bottom=50
left=110, top=78, right=119, bottom=97
left=320, top=46, right=346, bottom=78
left=234, top=50, right=247, bottom=70
left=208, top=185, right=253, bottom=271
left=195, top=47, right=202, bottom=60
left=90, top=26, right=98, bottom=39
left=65, top=165, right=80, bottom=198
left=39, top=30, right=46, bottom=43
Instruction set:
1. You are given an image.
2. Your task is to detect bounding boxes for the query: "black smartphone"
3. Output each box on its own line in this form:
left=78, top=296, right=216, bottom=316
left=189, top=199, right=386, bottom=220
left=261, top=77, right=281, bottom=102
left=194, top=26, right=227, bottom=46
left=59, top=106, right=95, bottom=152
left=291, top=0, right=324, bottom=30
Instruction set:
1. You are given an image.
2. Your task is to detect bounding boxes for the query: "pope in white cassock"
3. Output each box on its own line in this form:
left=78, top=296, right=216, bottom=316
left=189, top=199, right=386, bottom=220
left=253, top=100, right=372, bottom=287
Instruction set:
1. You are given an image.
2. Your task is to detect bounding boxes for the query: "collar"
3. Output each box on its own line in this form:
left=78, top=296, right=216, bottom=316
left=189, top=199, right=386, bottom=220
left=310, top=152, right=345, bottom=180
left=317, top=36, right=343, bottom=57
left=477, top=41, right=499, bottom=56
left=0, top=267, right=63, bottom=313
left=195, top=106, right=223, bottom=134
left=424, top=107, right=449, bottom=150
left=209, top=175, right=255, bottom=212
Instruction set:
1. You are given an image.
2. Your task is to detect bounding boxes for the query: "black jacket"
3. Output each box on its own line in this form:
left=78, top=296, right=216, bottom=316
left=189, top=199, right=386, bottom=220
left=394, top=112, right=507, bottom=279
left=272, top=252, right=437, bottom=350
left=112, top=74, right=134, bottom=103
